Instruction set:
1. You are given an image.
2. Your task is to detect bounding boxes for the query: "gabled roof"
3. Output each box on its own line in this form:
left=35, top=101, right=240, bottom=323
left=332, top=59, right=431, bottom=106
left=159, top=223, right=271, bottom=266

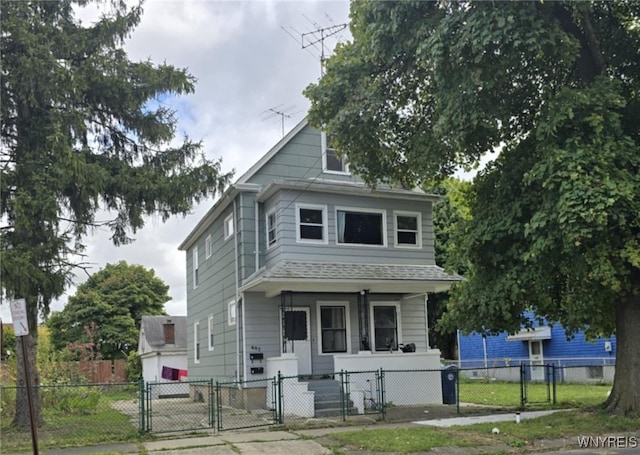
left=179, top=119, right=309, bottom=251
left=139, top=315, right=187, bottom=351
left=236, top=118, right=308, bottom=184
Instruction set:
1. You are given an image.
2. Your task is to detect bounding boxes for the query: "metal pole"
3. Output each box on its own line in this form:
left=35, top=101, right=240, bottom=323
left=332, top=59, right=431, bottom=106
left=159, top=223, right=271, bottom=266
left=21, top=335, right=39, bottom=455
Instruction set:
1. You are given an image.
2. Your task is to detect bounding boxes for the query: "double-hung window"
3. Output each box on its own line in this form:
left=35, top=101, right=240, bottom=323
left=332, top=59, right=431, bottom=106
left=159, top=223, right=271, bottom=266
left=322, top=133, right=348, bottom=174
left=228, top=301, right=237, bottom=326
left=205, top=235, right=212, bottom=259
left=192, top=247, right=199, bottom=289
left=208, top=315, right=215, bottom=351
left=194, top=321, right=200, bottom=363
left=371, top=303, right=401, bottom=351
left=317, top=303, right=349, bottom=354
left=296, top=204, right=327, bottom=244
left=336, top=208, right=386, bottom=246
left=394, top=211, right=421, bottom=248
left=266, top=209, right=277, bottom=248
left=224, top=213, right=234, bottom=240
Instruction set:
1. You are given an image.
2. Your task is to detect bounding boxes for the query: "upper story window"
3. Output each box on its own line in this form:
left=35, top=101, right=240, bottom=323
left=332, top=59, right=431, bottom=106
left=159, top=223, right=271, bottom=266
left=266, top=209, right=277, bottom=248
left=205, top=234, right=212, bottom=259
left=224, top=213, right=234, bottom=240
left=322, top=132, right=348, bottom=174
left=394, top=211, right=422, bottom=248
left=296, top=204, right=328, bottom=244
left=192, top=247, right=199, bottom=288
left=336, top=207, right=386, bottom=246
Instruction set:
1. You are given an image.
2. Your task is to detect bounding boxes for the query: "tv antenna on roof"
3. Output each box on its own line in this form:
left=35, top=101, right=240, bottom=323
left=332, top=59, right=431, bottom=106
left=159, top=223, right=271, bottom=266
left=261, top=105, right=300, bottom=137
left=302, top=23, right=347, bottom=76
left=281, top=14, right=348, bottom=77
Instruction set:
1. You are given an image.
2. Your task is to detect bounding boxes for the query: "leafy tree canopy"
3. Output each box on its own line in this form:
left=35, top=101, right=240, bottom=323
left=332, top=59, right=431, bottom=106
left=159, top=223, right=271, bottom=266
left=306, top=1, right=640, bottom=414
left=47, top=261, right=169, bottom=360
left=1, top=0, right=230, bottom=426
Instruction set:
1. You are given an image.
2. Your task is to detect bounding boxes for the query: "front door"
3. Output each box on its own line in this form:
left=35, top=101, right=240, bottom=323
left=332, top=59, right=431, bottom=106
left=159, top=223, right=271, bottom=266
left=528, top=340, right=544, bottom=381
left=281, top=307, right=312, bottom=375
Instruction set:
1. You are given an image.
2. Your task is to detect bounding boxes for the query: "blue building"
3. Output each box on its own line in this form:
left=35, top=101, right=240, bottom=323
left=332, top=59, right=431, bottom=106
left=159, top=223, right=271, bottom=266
left=457, top=318, right=616, bottom=383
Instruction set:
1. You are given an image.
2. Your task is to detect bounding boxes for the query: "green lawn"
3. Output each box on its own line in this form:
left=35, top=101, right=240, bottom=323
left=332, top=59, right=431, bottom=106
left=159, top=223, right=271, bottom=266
left=459, top=379, right=612, bottom=408
left=327, top=410, right=640, bottom=454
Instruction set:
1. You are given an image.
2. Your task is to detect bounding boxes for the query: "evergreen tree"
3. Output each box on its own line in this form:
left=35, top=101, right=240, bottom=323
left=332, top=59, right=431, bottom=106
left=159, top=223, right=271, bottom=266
left=1, top=1, right=230, bottom=427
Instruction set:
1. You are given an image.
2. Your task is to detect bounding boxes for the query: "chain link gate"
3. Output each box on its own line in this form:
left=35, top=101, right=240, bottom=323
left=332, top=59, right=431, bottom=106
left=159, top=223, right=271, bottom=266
left=142, top=380, right=214, bottom=434
left=216, top=377, right=280, bottom=431
left=520, top=363, right=556, bottom=407
left=340, top=369, right=386, bottom=420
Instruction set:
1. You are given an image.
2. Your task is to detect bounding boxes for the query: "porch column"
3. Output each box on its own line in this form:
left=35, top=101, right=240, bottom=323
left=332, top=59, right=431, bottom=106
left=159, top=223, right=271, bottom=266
left=358, top=289, right=370, bottom=351
left=280, top=291, right=293, bottom=353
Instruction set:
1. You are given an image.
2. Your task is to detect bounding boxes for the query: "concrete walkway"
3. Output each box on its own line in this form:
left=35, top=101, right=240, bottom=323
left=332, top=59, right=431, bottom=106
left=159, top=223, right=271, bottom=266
left=10, top=410, right=587, bottom=455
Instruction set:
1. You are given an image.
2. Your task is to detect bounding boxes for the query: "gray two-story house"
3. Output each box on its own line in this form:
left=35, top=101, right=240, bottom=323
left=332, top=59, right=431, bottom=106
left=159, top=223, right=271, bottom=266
left=179, top=120, right=461, bottom=415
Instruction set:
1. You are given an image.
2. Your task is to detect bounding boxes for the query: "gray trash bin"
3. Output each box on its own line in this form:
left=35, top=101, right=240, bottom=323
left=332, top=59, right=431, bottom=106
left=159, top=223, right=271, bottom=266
left=441, top=365, right=458, bottom=404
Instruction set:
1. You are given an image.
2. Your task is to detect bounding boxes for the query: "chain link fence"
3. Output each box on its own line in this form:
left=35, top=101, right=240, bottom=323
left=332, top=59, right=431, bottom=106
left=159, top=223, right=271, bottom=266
left=0, top=382, right=139, bottom=453
left=0, top=362, right=617, bottom=451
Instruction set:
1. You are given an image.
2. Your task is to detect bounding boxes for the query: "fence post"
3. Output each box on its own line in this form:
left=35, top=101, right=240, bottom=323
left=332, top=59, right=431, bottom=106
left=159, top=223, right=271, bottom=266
left=552, top=364, right=557, bottom=405
left=215, top=381, right=222, bottom=432
left=519, top=363, right=526, bottom=408
left=138, top=379, right=145, bottom=434
left=208, top=379, right=214, bottom=429
left=378, top=368, right=386, bottom=420
left=277, top=371, right=283, bottom=425
left=456, top=367, right=460, bottom=415
left=339, top=370, right=346, bottom=422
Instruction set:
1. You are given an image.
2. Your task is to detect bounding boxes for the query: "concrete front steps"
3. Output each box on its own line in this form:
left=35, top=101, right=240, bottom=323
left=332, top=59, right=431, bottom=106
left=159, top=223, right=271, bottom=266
left=304, top=378, right=357, bottom=418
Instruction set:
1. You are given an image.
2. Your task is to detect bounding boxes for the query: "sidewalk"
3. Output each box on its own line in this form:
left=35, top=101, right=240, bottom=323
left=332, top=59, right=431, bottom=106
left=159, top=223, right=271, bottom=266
left=11, top=410, right=584, bottom=455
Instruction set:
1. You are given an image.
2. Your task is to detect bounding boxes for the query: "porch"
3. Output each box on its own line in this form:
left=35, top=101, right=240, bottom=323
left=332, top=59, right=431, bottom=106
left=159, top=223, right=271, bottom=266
left=265, top=350, right=443, bottom=418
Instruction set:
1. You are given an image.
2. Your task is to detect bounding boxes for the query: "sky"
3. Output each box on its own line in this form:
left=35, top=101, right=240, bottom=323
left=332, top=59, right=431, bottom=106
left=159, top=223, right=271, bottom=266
left=0, top=0, right=351, bottom=323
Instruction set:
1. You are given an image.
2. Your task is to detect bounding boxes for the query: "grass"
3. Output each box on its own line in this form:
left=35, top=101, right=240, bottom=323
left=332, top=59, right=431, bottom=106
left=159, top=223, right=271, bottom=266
left=1, top=406, right=142, bottom=452
left=0, top=386, right=144, bottom=453
left=327, top=410, right=640, bottom=454
left=459, top=380, right=612, bottom=408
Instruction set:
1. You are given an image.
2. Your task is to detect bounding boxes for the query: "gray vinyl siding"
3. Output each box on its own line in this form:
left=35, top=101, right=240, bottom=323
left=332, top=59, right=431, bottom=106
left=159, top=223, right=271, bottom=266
left=262, top=190, right=435, bottom=269
left=242, top=292, right=281, bottom=379
left=237, top=192, right=257, bottom=281
left=245, top=126, right=362, bottom=186
left=242, top=292, right=429, bottom=377
left=400, top=295, right=430, bottom=352
left=187, top=204, right=239, bottom=381
left=185, top=123, right=440, bottom=380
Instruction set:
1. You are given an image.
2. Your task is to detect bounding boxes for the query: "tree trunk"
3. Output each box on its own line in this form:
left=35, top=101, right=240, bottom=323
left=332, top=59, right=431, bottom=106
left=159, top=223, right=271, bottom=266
left=13, top=299, right=42, bottom=429
left=604, top=281, right=640, bottom=415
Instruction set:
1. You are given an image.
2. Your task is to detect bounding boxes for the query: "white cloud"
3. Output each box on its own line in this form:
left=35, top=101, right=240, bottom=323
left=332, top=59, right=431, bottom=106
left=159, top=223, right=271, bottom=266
left=0, top=0, right=351, bottom=323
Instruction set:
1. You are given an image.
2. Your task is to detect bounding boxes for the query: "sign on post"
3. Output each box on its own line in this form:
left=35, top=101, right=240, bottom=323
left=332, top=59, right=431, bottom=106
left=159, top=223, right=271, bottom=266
left=10, top=298, right=29, bottom=336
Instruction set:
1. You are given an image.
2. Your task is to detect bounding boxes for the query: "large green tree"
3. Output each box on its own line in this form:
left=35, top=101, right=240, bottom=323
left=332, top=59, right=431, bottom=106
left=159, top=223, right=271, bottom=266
left=1, top=1, right=230, bottom=428
left=306, top=1, right=640, bottom=414
left=429, top=178, right=472, bottom=359
left=47, top=261, right=169, bottom=360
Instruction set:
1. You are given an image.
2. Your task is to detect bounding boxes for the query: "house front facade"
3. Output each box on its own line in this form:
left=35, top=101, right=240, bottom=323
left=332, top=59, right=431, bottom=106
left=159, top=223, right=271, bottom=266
left=179, top=121, right=461, bottom=413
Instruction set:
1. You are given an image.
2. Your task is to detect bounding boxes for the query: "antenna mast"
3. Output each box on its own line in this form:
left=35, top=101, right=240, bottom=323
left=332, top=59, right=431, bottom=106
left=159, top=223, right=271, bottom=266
left=261, top=105, right=299, bottom=137
left=301, top=23, right=347, bottom=76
